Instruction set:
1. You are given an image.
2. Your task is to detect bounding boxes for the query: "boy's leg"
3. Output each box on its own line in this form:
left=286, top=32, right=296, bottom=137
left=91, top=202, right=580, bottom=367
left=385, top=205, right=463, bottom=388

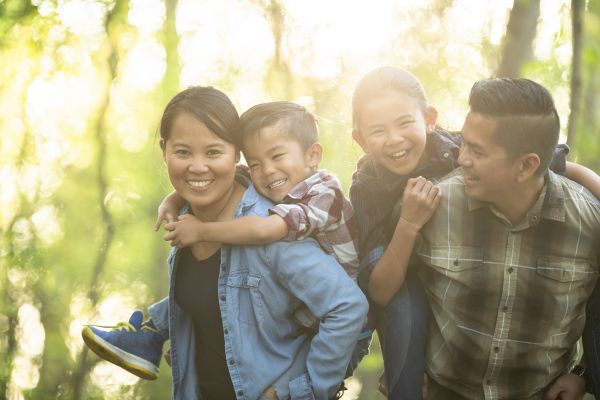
left=81, top=297, right=169, bottom=380
left=383, top=271, right=428, bottom=400
left=583, top=280, right=600, bottom=396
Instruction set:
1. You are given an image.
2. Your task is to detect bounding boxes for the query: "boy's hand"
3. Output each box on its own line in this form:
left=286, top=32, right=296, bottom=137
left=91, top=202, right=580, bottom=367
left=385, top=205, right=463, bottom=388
left=154, top=191, right=185, bottom=231
left=163, top=214, right=204, bottom=247
left=399, top=176, right=441, bottom=232
left=544, top=373, right=586, bottom=400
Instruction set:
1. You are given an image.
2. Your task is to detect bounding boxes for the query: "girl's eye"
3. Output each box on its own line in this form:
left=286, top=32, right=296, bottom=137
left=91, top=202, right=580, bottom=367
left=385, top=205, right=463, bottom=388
left=273, top=153, right=285, bottom=160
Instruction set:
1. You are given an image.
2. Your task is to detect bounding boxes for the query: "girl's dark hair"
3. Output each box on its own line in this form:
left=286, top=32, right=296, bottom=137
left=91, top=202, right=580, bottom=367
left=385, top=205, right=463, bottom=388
left=352, top=66, right=429, bottom=131
left=159, top=86, right=241, bottom=149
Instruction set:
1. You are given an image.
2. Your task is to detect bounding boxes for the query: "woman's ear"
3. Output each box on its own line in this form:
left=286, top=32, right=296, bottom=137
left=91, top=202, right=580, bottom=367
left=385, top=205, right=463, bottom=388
left=307, top=142, right=323, bottom=169
left=160, top=139, right=167, bottom=162
left=425, top=106, right=438, bottom=133
left=352, top=129, right=368, bottom=153
left=516, top=153, right=541, bottom=182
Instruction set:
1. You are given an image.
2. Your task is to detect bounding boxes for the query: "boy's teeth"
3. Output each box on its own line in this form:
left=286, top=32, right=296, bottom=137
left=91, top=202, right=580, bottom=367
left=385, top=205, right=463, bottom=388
left=268, top=179, right=286, bottom=189
left=188, top=180, right=212, bottom=187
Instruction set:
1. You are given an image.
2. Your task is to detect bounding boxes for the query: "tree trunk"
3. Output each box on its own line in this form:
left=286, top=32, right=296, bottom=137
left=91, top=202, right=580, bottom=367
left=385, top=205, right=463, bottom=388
left=497, top=0, right=541, bottom=77
left=69, top=1, right=127, bottom=397
left=566, top=0, right=584, bottom=150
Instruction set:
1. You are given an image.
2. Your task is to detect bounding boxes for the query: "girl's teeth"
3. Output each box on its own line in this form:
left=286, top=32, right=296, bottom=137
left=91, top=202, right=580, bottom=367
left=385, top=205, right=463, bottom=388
left=188, top=180, right=212, bottom=187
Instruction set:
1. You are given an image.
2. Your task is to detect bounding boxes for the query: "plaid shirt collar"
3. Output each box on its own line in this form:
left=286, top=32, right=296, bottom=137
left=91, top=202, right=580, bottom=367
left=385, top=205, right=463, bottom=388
left=466, top=170, right=566, bottom=225
left=284, top=170, right=329, bottom=201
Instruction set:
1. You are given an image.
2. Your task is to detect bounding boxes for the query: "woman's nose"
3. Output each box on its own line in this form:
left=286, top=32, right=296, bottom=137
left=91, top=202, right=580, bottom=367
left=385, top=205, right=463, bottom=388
left=188, top=157, right=209, bottom=173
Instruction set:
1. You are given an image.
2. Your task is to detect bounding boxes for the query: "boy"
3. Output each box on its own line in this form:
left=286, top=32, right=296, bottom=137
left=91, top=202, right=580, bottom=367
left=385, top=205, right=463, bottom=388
left=82, top=101, right=364, bottom=381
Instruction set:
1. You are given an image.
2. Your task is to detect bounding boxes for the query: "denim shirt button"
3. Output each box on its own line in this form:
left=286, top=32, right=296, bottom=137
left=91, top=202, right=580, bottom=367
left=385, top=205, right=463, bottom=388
left=220, top=295, right=226, bottom=301
left=237, top=390, right=243, bottom=396
left=224, top=329, right=228, bottom=334
left=229, top=359, right=235, bottom=365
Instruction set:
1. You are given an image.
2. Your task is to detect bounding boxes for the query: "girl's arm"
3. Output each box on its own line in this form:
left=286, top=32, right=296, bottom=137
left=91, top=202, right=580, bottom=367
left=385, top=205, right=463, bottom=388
left=154, top=191, right=187, bottom=231
left=565, top=161, right=600, bottom=199
left=163, top=214, right=289, bottom=248
left=368, top=177, right=441, bottom=306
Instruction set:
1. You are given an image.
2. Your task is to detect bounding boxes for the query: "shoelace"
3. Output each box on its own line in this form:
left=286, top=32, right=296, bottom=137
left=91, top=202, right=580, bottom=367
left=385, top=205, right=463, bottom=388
left=83, top=322, right=158, bottom=333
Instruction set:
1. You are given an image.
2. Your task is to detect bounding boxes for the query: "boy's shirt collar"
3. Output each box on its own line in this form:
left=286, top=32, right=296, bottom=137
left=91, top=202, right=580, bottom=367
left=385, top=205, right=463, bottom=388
left=284, top=170, right=331, bottom=201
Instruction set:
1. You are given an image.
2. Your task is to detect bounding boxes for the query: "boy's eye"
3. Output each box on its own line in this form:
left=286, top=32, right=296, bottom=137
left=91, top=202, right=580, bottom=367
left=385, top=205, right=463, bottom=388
left=248, top=163, right=259, bottom=170
left=273, top=153, right=285, bottom=160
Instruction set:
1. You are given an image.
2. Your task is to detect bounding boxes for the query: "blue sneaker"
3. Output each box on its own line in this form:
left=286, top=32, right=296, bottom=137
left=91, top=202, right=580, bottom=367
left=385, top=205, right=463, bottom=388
left=82, top=310, right=165, bottom=380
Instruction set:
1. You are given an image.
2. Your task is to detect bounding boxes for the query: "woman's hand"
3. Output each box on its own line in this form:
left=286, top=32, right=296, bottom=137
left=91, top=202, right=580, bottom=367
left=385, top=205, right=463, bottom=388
left=163, top=214, right=204, bottom=247
left=154, top=191, right=186, bottom=231
left=399, top=176, right=441, bottom=232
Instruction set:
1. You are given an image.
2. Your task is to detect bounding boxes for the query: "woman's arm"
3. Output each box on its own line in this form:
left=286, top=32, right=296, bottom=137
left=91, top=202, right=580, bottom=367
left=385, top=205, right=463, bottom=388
left=368, top=177, right=441, bottom=306
left=565, top=161, right=600, bottom=199
left=163, top=214, right=289, bottom=247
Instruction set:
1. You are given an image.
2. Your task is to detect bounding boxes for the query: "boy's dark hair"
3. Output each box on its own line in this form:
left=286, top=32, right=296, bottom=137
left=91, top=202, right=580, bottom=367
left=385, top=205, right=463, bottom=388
left=160, top=86, right=242, bottom=150
left=240, top=101, right=319, bottom=150
left=468, top=78, right=560, bottom=176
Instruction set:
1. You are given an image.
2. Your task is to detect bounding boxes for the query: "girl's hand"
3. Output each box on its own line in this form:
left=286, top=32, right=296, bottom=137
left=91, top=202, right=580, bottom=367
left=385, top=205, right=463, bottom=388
left=154, top=191, right=186, bottom=231
left=163, top=214, right=204, bottom=247
left=399, top=176, right=441, bottom=232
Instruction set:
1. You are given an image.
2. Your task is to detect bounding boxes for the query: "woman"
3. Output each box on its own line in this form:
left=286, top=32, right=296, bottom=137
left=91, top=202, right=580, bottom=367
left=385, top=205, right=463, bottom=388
left=90, top=86, right=368, bottom=400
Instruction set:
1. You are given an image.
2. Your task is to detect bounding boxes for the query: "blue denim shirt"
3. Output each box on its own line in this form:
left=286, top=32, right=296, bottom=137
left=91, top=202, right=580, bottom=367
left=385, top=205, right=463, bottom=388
left=149, top=181, right=368, bottom=400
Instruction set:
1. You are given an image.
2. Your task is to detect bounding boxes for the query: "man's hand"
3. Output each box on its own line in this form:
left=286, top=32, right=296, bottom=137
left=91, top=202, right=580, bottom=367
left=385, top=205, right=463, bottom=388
left=163, top=214, right=204, bottom=247
left=545, top=373, right=586, bottom=400
left=399, top=176, right=441, bottom=232
left=262, top=386, right=278, bottom=400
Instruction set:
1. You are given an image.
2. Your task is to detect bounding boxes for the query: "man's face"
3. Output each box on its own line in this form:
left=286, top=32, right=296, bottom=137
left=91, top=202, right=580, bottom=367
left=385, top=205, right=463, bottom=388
left=458, top=112, right=521, bottom=205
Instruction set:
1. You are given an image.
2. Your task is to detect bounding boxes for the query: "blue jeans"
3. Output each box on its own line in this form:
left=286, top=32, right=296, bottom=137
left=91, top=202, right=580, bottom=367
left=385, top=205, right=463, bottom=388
left=584, top=279, right=600, bottom=397
left=382, top=271, right=429, bottom=400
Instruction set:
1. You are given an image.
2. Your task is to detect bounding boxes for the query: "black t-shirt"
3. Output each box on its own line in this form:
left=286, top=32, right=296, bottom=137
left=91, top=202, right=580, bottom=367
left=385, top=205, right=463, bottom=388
left=174, top=247, right=236, bottom=400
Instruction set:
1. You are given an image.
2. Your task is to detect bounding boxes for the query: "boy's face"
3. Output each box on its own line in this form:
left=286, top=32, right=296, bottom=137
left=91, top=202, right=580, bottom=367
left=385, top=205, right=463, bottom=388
left=353, top=92, right=435, bottom=176
left=243, top=122, right=322, bottom=202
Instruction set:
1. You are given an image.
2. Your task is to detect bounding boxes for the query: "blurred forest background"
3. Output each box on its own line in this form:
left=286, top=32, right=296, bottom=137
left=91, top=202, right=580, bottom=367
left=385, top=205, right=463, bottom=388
left=1, top=0, right=599, bottom=399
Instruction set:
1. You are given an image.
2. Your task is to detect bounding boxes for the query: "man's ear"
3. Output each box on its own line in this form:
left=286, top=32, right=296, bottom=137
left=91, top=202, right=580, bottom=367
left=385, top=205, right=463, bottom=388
left=425, top=106, right=438, bottom=132
left=352, top=129, right=368, bottom=153
left=516, top=153, right=541, bottom=182
left=307, top=142, right=323, bottom=169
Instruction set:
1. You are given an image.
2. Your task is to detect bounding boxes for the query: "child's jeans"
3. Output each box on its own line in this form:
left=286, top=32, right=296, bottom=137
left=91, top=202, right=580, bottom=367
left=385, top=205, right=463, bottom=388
left=382, top=269, right=429, bottom=400
left=584, top=279, right=600, bottom=396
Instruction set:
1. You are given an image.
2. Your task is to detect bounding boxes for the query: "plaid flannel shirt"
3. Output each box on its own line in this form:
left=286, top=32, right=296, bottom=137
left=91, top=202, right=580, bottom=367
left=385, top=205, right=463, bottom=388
left=270, top=169, right=360, bottom=280
left=417, top=168, right=600, bottom=400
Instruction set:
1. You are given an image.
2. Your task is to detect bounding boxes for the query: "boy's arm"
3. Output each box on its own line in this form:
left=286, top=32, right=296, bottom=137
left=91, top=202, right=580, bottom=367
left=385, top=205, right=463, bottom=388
left=565, top=161, right=600, bottom=199
left=154, top=191, right=186, bottom=231
left=368, top=177, right=441, bottom=306
left=164, top=214, right=289, bottom=247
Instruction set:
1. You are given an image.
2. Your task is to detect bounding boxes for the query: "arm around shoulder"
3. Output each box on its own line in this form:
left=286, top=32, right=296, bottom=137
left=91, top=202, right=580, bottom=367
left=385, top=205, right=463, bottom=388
left=565, top=161, right=600, bottom=200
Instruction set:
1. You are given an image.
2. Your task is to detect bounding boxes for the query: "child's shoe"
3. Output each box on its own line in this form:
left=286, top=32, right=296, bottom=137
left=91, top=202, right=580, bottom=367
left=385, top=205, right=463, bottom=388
left=82, top=310, right=165, bottom=380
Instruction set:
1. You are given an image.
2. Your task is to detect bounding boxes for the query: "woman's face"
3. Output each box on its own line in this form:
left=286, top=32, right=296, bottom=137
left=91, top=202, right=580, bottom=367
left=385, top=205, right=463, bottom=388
left=163, top=112, right=238, bottom=215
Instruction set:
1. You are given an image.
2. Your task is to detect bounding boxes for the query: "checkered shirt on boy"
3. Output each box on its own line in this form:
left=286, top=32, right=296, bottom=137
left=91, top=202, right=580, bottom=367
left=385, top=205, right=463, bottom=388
left=270, top=169, right=360, bottom=280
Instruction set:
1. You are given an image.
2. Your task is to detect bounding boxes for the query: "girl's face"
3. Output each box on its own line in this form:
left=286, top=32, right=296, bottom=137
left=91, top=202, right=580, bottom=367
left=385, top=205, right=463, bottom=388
left=162, top=112, right=238, bottom=216
left=353, top=92, right=437, bottom=176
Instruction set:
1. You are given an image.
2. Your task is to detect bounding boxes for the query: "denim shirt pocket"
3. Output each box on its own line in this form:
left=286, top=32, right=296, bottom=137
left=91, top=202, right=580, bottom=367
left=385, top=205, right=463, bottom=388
left=288, top=373, right=315, bottom=400
left=226, top=273, right=265, bottom=326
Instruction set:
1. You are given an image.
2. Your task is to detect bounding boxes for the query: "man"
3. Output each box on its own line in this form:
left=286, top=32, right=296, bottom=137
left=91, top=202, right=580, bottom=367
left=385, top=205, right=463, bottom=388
left=417, top=78, right=600, bottom=399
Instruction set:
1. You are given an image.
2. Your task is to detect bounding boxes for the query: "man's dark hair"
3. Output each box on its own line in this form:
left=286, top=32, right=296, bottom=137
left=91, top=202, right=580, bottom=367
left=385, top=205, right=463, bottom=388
left=240, top=101, right=319, bottom=150
left=468, top=78, right=560, bottom=176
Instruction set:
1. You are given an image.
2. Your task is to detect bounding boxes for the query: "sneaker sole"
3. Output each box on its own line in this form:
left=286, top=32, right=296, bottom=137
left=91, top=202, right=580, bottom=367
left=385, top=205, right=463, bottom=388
left=82, top=326, right=159, bottom=380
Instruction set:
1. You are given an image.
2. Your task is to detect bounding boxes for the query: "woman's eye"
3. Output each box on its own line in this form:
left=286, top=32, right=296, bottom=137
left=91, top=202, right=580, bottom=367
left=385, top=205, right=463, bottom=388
left=175, top=149, right=190, bottom=156
left=207, top=149, right=221, bottom=156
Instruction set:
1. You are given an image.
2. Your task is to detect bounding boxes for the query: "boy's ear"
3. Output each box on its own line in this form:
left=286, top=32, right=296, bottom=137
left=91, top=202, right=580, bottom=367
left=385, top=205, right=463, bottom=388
left=307, top=142, right=323, bottom=168
left=425, top=106, right=438, bottom=132
left=352, top=129, right=368, bottom=153
left=516, top=153, right=541, bottom=182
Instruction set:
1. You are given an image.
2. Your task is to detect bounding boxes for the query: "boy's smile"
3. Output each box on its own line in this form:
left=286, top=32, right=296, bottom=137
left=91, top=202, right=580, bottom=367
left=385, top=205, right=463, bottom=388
left=243, top=122, right=322, bottom=202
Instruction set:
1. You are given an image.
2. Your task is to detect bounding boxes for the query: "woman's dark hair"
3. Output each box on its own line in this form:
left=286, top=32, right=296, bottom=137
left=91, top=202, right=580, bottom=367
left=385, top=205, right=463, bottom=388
left=159, top=86, right=241, bottom=149
left=468, top=78, right=560, bottom=176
